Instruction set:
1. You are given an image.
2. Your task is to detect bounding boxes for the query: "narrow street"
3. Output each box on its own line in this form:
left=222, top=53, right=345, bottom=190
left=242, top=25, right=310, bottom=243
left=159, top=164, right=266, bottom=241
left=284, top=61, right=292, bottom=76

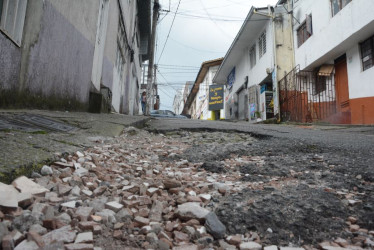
left=0, top=115, right=373, bottom=249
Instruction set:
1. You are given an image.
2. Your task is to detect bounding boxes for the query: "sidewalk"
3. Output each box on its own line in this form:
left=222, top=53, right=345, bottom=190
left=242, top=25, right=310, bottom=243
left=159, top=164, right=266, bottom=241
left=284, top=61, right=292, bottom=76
left=0, top=110, right=149, bottom=183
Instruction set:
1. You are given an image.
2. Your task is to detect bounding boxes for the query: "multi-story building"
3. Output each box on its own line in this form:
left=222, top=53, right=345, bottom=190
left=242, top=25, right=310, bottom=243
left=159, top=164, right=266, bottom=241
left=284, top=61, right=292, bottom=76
left=214, top=5, right=294, bottom=121
left=278, top=0, right=374, bottom=124
left=183, top=58, right=224, bottom=120
left=173, top=89, right=183, bottom=115
left=0, top=0, right=152, bottom=114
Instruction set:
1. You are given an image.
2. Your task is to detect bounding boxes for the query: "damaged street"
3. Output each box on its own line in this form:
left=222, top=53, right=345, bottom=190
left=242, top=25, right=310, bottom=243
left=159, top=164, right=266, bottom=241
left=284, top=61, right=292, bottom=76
left=0, top=116, right=373, bottom=250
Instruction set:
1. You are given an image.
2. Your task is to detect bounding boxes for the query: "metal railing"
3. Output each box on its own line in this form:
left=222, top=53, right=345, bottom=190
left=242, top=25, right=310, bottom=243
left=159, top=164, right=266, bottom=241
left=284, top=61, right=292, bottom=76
left=279, top=65, right=336, bottom=123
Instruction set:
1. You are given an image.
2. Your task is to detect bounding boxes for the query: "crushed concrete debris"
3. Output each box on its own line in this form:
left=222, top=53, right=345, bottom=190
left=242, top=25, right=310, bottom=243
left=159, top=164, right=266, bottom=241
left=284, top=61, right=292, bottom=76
left=0, top=127, right=372, bottom=249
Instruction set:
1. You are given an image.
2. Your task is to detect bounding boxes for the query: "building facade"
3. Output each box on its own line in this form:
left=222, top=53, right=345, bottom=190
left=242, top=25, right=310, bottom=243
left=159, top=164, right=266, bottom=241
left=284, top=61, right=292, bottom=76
left=183, top=59, right=224, bottom=120
left=214, top=6, right=294, bottom=121
left=278, top=0, right=374, bottom=124
left=0, top=0, right=151, bottom=114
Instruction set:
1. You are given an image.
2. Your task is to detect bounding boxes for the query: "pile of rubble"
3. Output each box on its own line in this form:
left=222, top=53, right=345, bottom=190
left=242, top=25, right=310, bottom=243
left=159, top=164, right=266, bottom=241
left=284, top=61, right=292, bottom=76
left=0, top=127, right=373, bottom=249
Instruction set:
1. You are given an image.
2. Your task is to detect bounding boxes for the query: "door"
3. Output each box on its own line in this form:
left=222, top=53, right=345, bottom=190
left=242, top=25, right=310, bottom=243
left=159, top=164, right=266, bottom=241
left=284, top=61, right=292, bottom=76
left=238, top=89, right=247, bottom=120
left=91, top=0, right=109, bottom=91
left=334, top=56, right=351, bottom=124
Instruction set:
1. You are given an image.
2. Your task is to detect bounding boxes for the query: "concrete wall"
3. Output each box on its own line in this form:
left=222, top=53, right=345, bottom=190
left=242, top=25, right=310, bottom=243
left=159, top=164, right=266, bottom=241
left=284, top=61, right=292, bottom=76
left=0, top=0, right=147, bottom=113
left=293, top=0, right=374, bottom=124
left=346, top=45, right=374, bottom=99
left=293, top=0, right=374, bottom=70
left=0, top=34, right=21, bottom=91
left=0, top=0, right=98, bottom=109
left=107, top=0, right=143, bottom=114
left=223, top=20, right=274, bottom=120
left=247, top=22, right=274, bottom=88
left=26, top=0, right=96, bottom=104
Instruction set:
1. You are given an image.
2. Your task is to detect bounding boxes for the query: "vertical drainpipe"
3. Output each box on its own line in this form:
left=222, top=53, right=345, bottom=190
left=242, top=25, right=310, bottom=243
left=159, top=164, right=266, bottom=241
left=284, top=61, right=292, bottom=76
left=270, top=6, right=280, bottom=122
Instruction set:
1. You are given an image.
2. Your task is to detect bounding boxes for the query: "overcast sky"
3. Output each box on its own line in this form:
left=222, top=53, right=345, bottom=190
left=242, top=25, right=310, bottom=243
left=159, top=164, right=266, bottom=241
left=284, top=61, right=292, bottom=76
left=155, top=0, right=279, bottom=111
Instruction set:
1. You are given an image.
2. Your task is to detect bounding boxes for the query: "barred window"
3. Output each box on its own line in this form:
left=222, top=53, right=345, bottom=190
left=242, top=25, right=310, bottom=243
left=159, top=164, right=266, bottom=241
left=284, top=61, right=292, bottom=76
left=360, top=35, right=374, bottom=71
left=297, top=14, right=312, bottom=47
left=249, top=45, right=256, bottom=68
left=331, top=0, right=352, bottom=16
left=258, top=31, right=266, bottom=58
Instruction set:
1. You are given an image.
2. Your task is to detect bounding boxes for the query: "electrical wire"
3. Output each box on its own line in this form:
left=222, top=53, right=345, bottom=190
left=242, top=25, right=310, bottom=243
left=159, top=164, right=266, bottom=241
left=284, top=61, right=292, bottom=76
left=157, top=69, right=179, bottom=91
left=168, top=37, right=226, bottom=53
left=167, top=10, right=245, bottom=21
left=157, top=0, right=182, bottom=64
left=158, top=87, right=174, bottom=99
left=199, top=0, right=234, bottom=38
left=157, top=64, right=200, bottom=68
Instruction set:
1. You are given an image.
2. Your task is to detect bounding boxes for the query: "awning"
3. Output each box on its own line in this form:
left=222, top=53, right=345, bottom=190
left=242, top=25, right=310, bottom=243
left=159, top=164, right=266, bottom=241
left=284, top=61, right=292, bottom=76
left=318, top=65, right=334, bottom=76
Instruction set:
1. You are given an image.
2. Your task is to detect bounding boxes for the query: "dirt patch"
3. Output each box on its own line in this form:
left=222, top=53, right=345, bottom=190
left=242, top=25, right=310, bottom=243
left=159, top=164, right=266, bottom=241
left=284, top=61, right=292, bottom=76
left=216, top=184, right=352, bottom=246
left=199, top=161, right=227, bottom=173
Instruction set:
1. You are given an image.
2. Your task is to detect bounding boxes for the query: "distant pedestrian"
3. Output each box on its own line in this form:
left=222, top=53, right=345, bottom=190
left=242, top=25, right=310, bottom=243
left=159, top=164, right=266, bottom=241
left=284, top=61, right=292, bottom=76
left=140, top=92, right=146, bottom=115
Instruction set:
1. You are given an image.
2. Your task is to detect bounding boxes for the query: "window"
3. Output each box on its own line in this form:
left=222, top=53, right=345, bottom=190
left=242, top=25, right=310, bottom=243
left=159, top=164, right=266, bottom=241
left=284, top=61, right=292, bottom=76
left=0, top=0, right=28, bottom=46
left=313, top=77, right=327, bottom=95
left=258, top=31, right=266, bottom=58
left=331, top=0, right=352, bottom=16
left=297, top=14, right=312, bottom=47
left=249, top=45, right=256, bottom=68
left=360, top=35, right=374, bottom=71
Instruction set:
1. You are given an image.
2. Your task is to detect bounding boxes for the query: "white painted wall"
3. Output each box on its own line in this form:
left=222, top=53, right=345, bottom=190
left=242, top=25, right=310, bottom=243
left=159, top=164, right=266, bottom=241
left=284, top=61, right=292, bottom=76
left=248, top=23, right=274, bottom=88
left=196, top=65, right=223, bottom=120
left=224, top=20, right=274, bottom=120
left=293, top=0, right=374, bottom=100
left=346, top=45, right=374, bottom=99
left=294, top=0, right=374, bottom=69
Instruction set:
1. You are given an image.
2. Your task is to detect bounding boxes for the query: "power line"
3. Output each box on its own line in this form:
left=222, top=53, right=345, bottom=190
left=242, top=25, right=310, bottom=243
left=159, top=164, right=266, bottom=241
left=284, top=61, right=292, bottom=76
left=169, top=37, right=226, bottom=53
left=158, top=86, right=174, bottom=99
left=199, top=0, right=234, bottom=38
left=158, top=64, right=200, bottom=68
left=157, top=0, right=182, bottom=64
left=156, top=69, right=179, bottom=91
left=166, top=11, right=245, bottom=21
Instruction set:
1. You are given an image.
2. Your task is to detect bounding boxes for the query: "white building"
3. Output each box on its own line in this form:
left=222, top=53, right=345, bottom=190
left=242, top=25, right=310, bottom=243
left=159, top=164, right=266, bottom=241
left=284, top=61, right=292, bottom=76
left=173, top=89, right=183, bottom=115
left=183, top=58, right=224, bottom=120
left=214, top=5, right=294, bottom=121
left=282, top=0, right=374, bottom=124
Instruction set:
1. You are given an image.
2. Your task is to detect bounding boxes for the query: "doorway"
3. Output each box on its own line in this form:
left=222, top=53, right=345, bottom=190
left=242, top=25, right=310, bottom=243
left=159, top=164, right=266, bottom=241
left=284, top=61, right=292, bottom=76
left=334, top=55, right=351, bottom=124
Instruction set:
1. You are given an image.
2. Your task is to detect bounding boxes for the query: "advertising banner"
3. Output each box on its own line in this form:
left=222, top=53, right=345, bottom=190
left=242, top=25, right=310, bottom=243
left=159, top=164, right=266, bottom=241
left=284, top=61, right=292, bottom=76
left=208, top=85, right=224, bottom=111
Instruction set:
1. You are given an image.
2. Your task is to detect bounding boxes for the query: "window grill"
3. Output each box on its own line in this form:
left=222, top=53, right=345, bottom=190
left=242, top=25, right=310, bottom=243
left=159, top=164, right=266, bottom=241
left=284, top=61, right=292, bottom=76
left=297, top=15, right=312, bottom=47
left=360, top=35, right=374, bottom=71
left=258, top=31, right=266, bottom=58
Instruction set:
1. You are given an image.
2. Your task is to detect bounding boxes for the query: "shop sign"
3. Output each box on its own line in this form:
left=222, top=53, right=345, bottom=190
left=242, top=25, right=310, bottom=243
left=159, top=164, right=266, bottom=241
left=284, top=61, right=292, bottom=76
left=208, top=85, right=224, bottom=111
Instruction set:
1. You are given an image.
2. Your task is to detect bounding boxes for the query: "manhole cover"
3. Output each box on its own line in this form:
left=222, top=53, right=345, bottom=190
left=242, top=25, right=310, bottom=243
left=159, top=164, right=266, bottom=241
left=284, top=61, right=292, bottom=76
left=0, top=115, right=42, bottom=132
left=0, top=114, right=77, bottom=133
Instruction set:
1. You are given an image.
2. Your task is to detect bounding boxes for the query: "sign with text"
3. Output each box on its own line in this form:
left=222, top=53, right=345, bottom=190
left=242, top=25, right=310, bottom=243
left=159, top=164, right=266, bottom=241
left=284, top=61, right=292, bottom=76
left=208, top=85, right=224, bottom=111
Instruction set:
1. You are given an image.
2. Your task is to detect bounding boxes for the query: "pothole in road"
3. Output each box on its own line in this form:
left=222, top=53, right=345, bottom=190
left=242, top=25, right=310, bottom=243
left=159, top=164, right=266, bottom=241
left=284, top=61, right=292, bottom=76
left=216, top=184, right=352, bottom=246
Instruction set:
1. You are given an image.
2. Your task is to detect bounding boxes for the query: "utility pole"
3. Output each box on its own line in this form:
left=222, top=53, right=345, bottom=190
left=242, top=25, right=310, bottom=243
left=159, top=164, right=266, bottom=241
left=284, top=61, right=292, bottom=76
left=146, top=0, right=160, bottom=115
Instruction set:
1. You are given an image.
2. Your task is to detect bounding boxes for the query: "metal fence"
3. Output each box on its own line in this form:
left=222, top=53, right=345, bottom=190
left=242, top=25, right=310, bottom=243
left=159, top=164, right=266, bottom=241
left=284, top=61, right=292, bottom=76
left=279, top=65, right=336, bottom=123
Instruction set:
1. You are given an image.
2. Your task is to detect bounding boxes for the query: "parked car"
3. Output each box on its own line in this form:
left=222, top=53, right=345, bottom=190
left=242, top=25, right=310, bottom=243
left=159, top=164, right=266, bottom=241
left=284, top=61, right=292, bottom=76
left=150, top=110, right=188, bottom=119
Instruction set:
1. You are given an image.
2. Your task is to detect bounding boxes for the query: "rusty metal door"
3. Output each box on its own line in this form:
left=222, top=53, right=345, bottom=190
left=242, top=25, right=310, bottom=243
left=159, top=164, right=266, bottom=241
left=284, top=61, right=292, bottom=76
left=334, top=57, right=351, bottom=123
